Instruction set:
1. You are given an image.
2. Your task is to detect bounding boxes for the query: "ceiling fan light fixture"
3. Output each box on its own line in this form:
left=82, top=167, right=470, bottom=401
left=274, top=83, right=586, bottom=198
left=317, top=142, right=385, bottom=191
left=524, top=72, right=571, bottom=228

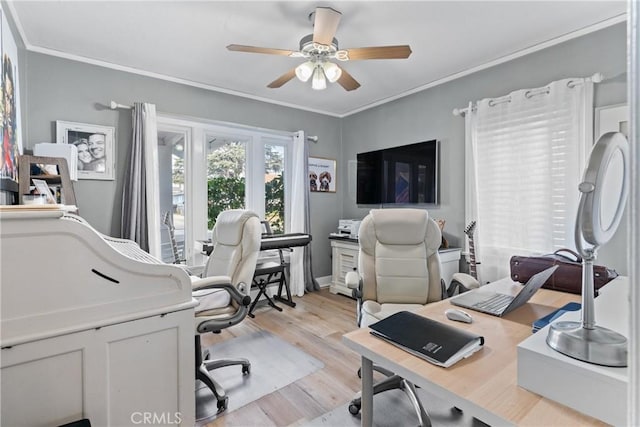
left=295, top=61, right=315, bottom=82
left=322, top=61, right=342, bottom=83
left=311, top=65, right=327, bottom=90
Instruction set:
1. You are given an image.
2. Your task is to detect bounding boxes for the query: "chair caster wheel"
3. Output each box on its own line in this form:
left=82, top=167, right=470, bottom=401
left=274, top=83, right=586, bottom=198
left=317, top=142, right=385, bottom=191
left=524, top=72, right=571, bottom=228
left=242, top=365, right=251, bottom=375
left=348, top=402, right=361, bottom=415
left=217, top=397, right=228, bottom=413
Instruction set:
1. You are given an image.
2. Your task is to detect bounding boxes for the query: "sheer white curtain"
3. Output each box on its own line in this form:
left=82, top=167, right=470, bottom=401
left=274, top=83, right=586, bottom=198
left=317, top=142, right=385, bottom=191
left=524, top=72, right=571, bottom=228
left=466, top=78, right=593, bottom=283
left=121, top=102, right=161, bottom=258
left=289, top=131, right=307, bottom=296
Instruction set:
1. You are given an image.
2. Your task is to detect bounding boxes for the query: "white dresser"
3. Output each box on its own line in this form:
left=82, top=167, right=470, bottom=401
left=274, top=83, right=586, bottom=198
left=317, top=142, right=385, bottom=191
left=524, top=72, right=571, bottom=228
left=329, top=237, right=461, bottom=298
left=1, top=210, right=197, bottom=426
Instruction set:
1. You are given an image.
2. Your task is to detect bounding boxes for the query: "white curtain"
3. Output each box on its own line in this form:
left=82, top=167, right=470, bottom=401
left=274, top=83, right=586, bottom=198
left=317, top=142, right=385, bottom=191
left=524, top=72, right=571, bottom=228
left=466, top=78, right=593, bottom=283
left=289, top=131, right=307, bottom=296
left=121, top=102, right=161, bottom=258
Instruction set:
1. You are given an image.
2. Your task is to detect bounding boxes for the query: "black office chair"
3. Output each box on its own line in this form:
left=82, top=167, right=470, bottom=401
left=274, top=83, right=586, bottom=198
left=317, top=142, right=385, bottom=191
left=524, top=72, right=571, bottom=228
left=248, top=221, right=288, bottom=317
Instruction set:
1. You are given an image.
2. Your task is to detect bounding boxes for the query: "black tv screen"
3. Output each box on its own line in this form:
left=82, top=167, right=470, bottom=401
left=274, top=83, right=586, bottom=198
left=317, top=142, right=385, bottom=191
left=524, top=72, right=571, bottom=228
left=357, top=140, right=439, bottom=205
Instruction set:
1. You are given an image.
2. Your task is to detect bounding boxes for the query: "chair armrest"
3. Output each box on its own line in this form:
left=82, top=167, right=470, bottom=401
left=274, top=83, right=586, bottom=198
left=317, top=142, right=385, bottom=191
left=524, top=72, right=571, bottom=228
left=345, top=271, right=360, bottom=290
left=451, top=273, right=480, bottom=290
left=345, top=271, right=364, bottom=327
left=191, top=276, right=252, bottom=306
left=446, top=273, right=480, bottom=298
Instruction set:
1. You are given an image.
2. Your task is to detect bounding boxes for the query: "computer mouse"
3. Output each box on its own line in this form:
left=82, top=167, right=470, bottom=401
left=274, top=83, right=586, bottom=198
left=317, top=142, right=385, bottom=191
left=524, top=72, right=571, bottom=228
left=445, top=308, right=473, bottom=323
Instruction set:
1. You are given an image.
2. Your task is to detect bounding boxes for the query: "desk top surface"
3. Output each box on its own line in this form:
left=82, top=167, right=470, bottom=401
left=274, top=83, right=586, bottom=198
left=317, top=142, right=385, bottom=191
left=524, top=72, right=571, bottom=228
left=342, top=278, right=605, bottom=426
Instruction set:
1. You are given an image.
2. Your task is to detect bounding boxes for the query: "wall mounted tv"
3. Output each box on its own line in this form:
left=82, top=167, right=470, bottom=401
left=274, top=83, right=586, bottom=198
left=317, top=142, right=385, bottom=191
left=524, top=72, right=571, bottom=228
left=356, top=140, right=439, bottom=205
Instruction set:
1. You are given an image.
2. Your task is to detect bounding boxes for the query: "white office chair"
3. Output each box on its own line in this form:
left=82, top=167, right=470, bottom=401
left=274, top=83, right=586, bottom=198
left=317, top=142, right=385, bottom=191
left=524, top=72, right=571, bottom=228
left=192, top=209, right=262, bottom=413
left=345, top=208, right=444, bottom=427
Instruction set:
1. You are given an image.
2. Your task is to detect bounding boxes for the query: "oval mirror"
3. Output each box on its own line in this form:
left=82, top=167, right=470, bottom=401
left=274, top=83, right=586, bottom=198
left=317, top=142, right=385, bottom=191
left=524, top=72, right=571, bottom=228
left=577, top=132, right=629, bottom=246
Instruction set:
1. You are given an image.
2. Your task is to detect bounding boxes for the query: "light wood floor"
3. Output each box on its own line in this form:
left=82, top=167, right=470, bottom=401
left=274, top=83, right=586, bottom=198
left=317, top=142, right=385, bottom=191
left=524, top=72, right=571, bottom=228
left=200, top=288, right=362, bottom=427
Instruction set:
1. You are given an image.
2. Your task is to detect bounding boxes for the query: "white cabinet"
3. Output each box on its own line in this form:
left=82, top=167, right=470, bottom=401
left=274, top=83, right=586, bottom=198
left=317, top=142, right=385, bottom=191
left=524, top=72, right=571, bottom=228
left=329, top=238, right=461, bottom=298
left=330, top=239, right=360, bottom=297
left=439, top=247, right=462, bottom=288
left=1, top=309, right=195, bottom=427
left=0, top=211, right=197, bottom=426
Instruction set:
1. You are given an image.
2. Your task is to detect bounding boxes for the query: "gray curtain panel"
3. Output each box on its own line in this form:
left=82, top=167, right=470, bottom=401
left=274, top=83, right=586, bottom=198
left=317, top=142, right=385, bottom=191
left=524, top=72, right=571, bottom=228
left=121, top=102, right=149, bottom=251
left=303, top=141, right=320, bottom=292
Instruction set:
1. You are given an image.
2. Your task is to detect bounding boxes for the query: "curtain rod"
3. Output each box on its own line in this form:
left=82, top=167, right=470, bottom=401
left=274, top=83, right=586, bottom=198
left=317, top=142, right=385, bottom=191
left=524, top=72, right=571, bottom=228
left=110, top=101, right=132, bottom=110
left=452, top=72, right=604, bottom=117
left=111, top=102, right=318, bottom=144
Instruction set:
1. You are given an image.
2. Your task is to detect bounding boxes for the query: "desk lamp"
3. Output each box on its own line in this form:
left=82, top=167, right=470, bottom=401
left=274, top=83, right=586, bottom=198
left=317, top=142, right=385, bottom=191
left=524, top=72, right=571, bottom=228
left=546, top=132, right=629, bottom=367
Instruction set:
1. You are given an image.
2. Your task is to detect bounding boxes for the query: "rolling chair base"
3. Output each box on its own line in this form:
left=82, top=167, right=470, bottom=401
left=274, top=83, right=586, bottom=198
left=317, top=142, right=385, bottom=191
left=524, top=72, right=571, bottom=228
left=349, top=374, right=431, bottom=427
left=195, top=336, right=250, bottom=414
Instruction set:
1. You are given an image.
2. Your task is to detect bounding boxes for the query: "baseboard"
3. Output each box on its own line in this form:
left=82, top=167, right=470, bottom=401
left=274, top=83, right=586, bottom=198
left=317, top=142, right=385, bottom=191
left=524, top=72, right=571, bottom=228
left=316, top=275, right=332, bottom=288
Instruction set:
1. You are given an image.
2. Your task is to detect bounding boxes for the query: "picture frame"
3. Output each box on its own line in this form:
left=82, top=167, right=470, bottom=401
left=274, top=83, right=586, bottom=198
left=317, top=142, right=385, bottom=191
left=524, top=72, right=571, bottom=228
left=1, top=5, right=24, bottom=185
left=31, top=178, right=57, bottom=204
left=308, top=156, right=336, bottom=193
left=56, top=120, right=115, bottom=180
left=595, top=103, right=629, bottom=139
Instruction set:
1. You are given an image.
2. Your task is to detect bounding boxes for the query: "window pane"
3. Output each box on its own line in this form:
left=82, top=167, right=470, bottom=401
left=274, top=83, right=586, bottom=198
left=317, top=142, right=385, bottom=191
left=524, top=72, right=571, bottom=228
left=264, top=144, right=285, bottom=233
left=207, top=138, right=246, bottom=229
left=158, top=131, right=185, bottom=264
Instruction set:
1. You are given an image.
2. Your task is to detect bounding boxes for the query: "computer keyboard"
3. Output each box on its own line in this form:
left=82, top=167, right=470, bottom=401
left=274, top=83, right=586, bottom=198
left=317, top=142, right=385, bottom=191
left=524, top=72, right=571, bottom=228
left=473, top=293, right=513, bottom=313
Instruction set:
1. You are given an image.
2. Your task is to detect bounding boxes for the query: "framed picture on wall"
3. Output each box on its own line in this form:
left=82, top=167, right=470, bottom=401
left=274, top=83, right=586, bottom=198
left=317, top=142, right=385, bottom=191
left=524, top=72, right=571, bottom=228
left=1, top=7, right=24, bottom=185
left=56, top=121, right=115, bottom=180
left=308, top=157, right=336, bottom=193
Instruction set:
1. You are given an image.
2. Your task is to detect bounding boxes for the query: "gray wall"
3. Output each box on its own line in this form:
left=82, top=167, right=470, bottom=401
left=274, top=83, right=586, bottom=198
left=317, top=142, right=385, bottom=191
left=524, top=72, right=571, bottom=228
left=23, top=53, right=342, bottom=277
left=22, top=23, right=628, bottom=279
left=340, top=23, right=629, bottom=274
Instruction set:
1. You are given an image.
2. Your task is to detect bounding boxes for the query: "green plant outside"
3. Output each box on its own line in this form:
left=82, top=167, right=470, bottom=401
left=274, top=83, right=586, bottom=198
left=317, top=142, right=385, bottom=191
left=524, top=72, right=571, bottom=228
left=207, top=175, right=284, bottom=233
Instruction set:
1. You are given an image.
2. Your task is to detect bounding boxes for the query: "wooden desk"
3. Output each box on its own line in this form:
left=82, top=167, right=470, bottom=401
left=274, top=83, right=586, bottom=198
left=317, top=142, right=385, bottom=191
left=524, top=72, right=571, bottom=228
left=342, top=278, right=606, bottom=426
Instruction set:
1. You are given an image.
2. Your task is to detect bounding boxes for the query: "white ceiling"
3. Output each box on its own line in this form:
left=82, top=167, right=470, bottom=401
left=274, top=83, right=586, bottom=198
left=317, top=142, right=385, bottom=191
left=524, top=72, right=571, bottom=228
left=8, top=1, right=627, bottom=117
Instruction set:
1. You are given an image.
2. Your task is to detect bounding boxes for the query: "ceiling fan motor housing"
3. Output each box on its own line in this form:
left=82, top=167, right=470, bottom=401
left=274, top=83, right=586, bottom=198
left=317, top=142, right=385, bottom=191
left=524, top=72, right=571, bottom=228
left=299, top=34, right=339, bottom=57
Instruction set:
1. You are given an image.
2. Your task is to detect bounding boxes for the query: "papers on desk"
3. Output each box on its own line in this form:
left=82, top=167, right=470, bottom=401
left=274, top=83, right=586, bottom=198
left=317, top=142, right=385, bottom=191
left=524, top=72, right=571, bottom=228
left=369, top=311, right=484, bottom=368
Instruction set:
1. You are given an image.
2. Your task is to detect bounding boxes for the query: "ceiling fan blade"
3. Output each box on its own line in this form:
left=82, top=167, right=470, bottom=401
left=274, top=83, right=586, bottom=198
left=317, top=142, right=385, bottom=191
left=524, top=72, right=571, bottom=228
left=341, top=45, right=412, bottom=61
left=267, top=68, right=297, bottom=88
left=227, top=44, right=296, bottom=56
left=337, top=68, right=360, bottom=91
left=313, top=7, right=342, bottom=46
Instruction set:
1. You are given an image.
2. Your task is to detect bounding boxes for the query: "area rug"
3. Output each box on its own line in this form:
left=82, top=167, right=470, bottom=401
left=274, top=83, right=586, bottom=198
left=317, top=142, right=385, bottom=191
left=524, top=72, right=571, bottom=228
left=304, top=386, right=489, bottom=427
left=196, top=330, right=324, bottom=423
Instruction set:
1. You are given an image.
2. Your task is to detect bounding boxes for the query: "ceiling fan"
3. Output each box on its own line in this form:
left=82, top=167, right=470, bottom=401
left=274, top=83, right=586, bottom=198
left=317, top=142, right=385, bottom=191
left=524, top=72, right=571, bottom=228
left=226, top=6, right=412, bottom=91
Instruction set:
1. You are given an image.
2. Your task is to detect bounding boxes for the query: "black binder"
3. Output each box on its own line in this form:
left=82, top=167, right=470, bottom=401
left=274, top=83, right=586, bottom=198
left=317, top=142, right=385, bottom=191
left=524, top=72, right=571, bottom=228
left=369, top=311, right=484, bottom=368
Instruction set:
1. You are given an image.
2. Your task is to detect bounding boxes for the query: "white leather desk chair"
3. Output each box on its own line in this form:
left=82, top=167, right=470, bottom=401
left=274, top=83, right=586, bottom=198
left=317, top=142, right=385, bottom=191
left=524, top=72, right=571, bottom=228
left=346, top=208, right=444, bottom=427
left=191, top=209, right=262, bottom=413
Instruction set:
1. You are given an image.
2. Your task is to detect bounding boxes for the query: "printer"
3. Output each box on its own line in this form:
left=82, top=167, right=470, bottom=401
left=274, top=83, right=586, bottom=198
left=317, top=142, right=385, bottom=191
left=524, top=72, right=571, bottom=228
left=338, top=219, right=362, bottom=238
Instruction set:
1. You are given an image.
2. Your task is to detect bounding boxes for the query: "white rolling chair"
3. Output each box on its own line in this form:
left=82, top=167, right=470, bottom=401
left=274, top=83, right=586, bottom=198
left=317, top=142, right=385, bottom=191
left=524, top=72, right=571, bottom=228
left=191, top=209, right=262, bottom=413
left=345, top=208, right=445, bottom=427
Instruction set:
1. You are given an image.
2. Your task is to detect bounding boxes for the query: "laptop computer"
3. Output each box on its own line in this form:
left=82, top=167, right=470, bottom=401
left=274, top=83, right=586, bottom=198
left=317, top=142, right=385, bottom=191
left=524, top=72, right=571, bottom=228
left=450, top=265, right=558, bottom=316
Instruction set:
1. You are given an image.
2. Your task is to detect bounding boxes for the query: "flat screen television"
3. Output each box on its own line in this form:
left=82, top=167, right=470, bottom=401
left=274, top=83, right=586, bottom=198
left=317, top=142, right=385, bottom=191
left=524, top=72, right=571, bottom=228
left=357, top=140, right=439, bottom=205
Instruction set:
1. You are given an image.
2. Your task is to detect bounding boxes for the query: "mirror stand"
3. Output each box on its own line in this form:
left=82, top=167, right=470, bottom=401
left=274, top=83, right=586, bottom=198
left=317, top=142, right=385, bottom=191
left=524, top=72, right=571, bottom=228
left=547, top=249, right=628, bottom=366
left=546, top=132, right=629, bottom=367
